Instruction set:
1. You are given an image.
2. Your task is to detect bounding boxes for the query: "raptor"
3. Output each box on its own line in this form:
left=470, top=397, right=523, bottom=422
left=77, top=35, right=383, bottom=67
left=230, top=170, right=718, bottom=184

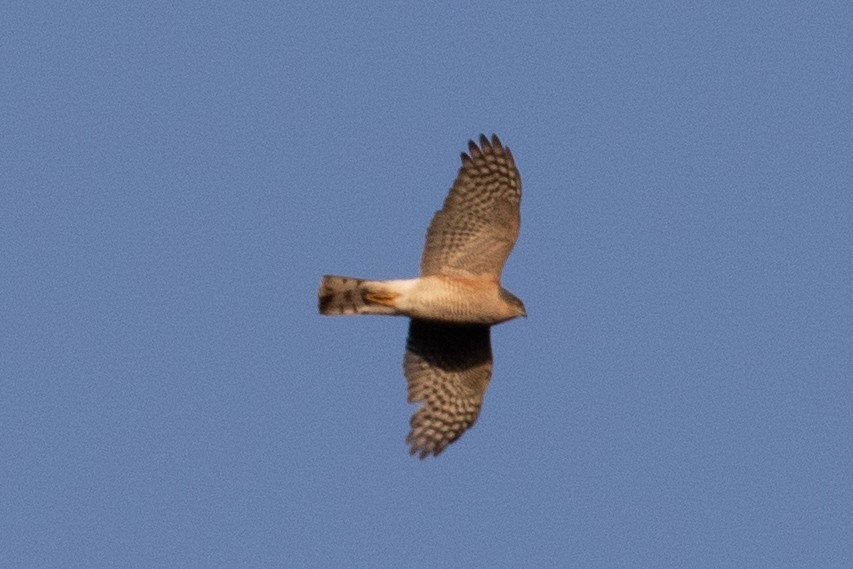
left=318, top=134, right=525, bottom=458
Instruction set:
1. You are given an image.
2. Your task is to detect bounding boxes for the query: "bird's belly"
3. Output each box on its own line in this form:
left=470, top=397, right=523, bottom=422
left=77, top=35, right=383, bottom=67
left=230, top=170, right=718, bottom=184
left=398, top=277, right=507, bottom=324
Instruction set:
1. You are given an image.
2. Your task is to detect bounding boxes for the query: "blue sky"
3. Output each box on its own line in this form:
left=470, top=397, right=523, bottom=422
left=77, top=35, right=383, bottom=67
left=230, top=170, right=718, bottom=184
left=3, top=2, right=851, bottom=567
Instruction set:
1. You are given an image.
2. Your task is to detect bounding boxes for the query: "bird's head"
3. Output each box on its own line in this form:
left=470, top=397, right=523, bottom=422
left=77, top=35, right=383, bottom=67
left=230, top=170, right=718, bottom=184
left=500, top=288, right=527, bottom=320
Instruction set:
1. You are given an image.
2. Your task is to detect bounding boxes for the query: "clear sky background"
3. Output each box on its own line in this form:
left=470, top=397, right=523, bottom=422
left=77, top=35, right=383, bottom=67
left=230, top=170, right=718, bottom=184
left=2, top=3, right=851, bottom=567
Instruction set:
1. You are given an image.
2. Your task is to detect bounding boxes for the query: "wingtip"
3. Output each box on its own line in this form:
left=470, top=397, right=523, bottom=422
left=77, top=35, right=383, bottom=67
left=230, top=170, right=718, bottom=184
left=406, top=439, right=443, bottom=460
left=463, top=133, right=506, bottom=162
left=467, top=138, right=482, bottom=159
left=471, top=133, right=506, bottom=153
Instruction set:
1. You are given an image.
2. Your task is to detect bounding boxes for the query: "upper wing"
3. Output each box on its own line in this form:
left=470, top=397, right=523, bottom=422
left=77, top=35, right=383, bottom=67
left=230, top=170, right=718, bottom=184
left=403, top=319, right=493, bottom=458
left=420, top=134, right=522, bottom=279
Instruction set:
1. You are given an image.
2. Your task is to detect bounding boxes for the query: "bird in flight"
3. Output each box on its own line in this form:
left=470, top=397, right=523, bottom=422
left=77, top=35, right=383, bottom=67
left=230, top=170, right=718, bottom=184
left=318, top=134, right=525, bottom=458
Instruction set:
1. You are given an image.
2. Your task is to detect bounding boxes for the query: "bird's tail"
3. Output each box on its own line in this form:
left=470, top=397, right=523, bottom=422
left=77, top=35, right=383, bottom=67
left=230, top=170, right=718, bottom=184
left=318, top=275, right=401, bottom=316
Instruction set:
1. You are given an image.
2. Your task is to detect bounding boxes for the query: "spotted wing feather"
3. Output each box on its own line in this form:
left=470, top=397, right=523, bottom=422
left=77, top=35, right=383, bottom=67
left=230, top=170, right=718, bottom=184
left=403, top=319, right=493, bottom=458
left=420, top=134, right=522, bottom=279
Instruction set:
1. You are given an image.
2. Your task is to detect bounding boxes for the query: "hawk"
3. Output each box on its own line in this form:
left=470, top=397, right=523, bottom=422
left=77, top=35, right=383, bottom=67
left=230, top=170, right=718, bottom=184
left=318, top=134, right=525, bottom=458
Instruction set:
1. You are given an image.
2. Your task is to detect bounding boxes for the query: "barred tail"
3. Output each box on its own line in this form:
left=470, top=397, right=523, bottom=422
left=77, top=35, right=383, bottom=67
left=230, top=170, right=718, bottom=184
left=318, top=275, right=401, bottom=316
